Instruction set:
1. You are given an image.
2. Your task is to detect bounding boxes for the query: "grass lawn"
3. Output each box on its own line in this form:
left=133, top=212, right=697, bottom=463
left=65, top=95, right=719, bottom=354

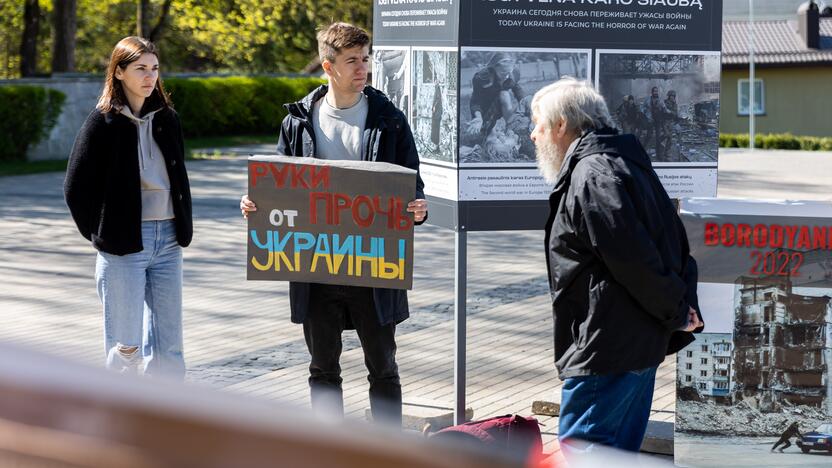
left=0, top=159, right=68, bottom=177
left=184, top=133, right=275, bottom=159
left=0, top=134, right=275, bottom=177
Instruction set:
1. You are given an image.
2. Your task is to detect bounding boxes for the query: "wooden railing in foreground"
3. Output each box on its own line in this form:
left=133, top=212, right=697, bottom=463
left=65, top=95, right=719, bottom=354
left=0, top=343, right=522, bottom=468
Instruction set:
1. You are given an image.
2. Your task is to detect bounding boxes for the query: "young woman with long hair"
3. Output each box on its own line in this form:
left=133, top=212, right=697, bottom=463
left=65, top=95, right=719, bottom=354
left=64, top=36, right=192, bottom=378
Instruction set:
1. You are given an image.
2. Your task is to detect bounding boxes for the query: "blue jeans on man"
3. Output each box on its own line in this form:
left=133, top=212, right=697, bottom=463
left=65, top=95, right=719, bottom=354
left=95, top=220, right=185, bottom=378
left=558, top=366, right=657, bottom=454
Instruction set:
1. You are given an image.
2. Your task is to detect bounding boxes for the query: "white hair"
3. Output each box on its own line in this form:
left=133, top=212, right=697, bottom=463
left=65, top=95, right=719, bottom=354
left=531, top=77, right=614, bottom=134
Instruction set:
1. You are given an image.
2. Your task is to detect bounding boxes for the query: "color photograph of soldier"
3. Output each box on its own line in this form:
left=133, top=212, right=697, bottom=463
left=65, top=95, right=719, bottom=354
left=411, top=50, right=457, bottom=165
left=372, top=48, right=410, bottom=118
left=459, top=49, right=589, bottom=165
left=597, top=52, right=721, bottom=164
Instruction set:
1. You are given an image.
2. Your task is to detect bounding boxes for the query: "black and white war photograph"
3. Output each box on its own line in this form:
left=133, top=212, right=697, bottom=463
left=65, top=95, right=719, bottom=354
left=675, top=279, right=832, bottom=467
left=596, top=51, right=721, bottom=165
left=411, top=48, right=457, bottom=166
left=372, top=47, right=410, bottom=119
left=459, top=48, right=589, bottom=166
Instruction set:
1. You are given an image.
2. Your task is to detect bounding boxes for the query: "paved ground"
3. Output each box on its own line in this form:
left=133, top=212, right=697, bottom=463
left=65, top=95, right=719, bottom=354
left=676, top=434, right=832, bottom=467
left=717, top=148, right=832, bottom=201
left=0, top=147, right=829, bottom=457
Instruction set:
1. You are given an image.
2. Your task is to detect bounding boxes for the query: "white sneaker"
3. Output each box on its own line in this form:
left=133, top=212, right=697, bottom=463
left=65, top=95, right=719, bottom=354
left=107, top=344, right=142, bottom=374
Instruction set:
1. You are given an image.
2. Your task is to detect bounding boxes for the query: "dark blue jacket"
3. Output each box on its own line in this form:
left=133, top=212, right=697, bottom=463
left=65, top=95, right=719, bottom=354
left=277, top=85, right=424, bottom=326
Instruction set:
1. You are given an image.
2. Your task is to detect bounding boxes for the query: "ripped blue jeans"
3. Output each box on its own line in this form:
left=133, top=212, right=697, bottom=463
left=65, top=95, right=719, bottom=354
left=95, top=220, right=185, bottom=378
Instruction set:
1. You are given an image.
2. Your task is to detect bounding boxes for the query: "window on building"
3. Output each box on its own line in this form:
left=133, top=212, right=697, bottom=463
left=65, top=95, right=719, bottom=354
left=704, top=81, right=721, bottom=94
left=701, top=358, right=708, bottom=365
left=700, top=370, right=708, bottom=377
left=738, top=78, right=765, bottom=115
left=715, top=381, right=728, bottom=390
left=686, top=351, right=693, bottom=358
left=686, top=363, right=692, bottom=370
left=685, top=375, right=692, bottom=382
left=698, top=382, right=707, bottom=390
left=701, top=345, right=708, bottom=352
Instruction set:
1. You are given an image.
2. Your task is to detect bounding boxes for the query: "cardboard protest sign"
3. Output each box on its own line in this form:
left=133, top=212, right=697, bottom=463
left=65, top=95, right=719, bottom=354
left=247, top=155, right=417, bottom=290
left=675, top=198, right=832, bottom=466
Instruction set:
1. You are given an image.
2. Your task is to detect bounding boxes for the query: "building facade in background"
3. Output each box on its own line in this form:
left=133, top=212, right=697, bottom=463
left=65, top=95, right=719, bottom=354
left=721, top=2, right=832, bottom=137
left=723, top=0, right=828, bottom=20
left=678, top=333, right=734, bottom=400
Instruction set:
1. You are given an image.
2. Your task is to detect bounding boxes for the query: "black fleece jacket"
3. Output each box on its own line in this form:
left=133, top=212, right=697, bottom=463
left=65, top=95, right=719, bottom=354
left=64, top=93, right=192, bottom=255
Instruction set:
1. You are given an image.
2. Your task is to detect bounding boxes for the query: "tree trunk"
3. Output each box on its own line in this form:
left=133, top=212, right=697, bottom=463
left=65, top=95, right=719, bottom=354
left=52, top=0, right=77, bottom=73
left=137, top=0, right=150, bottom=38
left=148, top=0, right=173, bottom=43
left=20, top=0, right=40, bottom=77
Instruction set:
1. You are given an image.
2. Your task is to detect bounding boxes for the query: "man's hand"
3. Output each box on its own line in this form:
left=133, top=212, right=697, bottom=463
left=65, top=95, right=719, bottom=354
left=240, top=194, right=256, bottom=219
left=679, top=306, right=703, bottom=332
left=407, top=199, right=427, bottom=223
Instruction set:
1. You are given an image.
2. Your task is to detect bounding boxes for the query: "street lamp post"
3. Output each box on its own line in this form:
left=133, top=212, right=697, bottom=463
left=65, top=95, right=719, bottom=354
left=749, top=0, right=756, bottom=151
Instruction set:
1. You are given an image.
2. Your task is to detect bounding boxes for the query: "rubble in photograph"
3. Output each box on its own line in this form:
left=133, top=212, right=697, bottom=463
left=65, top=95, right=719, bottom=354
left=677, top=400, right=827, bottom=436
left=598, top=53, right=721, bottom=164
left=458, top=50, right=589, bottom=165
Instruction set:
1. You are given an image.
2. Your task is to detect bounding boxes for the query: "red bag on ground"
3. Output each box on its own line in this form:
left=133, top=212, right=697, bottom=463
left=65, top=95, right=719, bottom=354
left=431, top=414, right=543, bottom=463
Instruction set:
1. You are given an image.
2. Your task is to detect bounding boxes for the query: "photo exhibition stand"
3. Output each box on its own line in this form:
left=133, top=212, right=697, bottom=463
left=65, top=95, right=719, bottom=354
left=373, top=0, right=723, bottom=425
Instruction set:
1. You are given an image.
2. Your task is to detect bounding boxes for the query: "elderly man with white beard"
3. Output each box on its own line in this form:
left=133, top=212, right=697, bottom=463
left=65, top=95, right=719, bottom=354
left=530, top=78, right=704, bottom=455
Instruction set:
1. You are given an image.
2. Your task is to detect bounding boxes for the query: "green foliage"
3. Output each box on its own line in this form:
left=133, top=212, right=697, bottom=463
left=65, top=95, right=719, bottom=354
left=0, top=0, right=54, bottom=78
left=1, top=0, right=373, bottom=76
left=720, top=133, right=832, bottom=151
left=164, top=76, right=324, bottom=137
left=0, top=1, right=23, bottom=78
left=161, top=0, right=372, bottom=73
left=0, top=85, right=65, bottom=161
left=75, top=0, right=136, bottom=73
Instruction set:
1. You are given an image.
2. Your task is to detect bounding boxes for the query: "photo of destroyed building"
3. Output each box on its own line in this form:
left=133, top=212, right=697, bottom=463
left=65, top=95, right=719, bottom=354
left=676, top=279, right=832, bottom=462
left=732, top=277, right=832, bottom=414
left=596, top=51, right=721, bottom=164
left=411, top=49, right=457, bottom=166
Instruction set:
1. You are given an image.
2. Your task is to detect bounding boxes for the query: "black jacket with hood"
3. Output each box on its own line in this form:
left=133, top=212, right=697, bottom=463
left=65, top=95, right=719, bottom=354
left=544, top=128, right=701, bottom=380
left=277, top=84, right=425, bottom=326
left=64, top=91, right=192, bottom=255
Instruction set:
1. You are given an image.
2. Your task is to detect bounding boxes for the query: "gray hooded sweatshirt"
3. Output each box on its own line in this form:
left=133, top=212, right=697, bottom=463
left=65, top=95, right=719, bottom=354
left=120, top=106, right=174, bottom=221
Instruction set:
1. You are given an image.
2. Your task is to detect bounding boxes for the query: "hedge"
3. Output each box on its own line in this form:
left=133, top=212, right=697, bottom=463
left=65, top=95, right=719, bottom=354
left=720, top=133, right=832, bottom=151
left=0, top=86, right=66, bottom=162
left=164, top=76, right=325, bottom=137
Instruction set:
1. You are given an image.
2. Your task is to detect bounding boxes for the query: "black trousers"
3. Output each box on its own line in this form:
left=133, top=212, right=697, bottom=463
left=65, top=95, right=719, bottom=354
left=771, top=436, right=792, bottom=451
left=303, top=283, right=401, bottom=426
